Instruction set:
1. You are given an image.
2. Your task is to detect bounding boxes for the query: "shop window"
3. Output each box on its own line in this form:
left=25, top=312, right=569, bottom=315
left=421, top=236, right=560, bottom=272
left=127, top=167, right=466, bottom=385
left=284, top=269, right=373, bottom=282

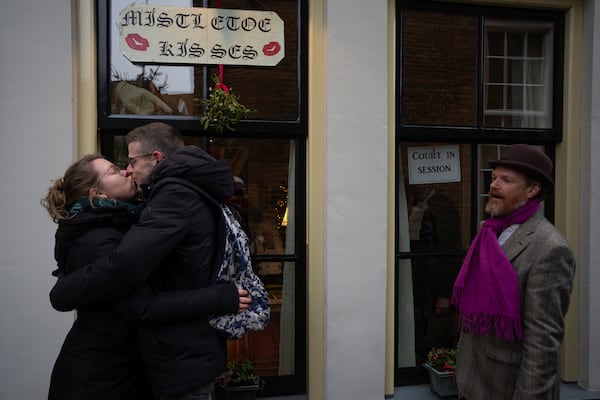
left=97, top=0, right=307, bottom=396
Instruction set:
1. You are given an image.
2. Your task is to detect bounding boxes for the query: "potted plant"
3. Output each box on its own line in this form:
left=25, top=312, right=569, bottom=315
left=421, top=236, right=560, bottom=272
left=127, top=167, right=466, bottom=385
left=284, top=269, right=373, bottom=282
left=423, top=347, right=458, bottom=397
left=214, top=359, right=263, bottom=400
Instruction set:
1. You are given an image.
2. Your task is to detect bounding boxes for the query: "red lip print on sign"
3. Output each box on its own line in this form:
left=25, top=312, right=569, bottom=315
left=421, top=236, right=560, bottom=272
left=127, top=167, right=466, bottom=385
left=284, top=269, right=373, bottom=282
left=262, top=41, right=281, bottom=56
left=125, top=33, right=150, bottom=51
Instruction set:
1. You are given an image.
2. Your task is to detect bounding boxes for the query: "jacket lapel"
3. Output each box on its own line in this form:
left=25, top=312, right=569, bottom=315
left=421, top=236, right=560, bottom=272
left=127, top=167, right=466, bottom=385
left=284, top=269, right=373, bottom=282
left=501, top=212, right=542, bottom=261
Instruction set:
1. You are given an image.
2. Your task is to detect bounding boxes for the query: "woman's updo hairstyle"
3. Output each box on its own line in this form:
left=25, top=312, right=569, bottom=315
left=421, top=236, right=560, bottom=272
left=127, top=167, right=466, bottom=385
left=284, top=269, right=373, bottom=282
left=41, top=154, right=105, bottom=222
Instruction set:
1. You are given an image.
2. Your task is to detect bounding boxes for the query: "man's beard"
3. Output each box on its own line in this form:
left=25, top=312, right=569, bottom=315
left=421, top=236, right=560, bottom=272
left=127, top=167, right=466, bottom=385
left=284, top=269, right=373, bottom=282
left=485, top=193, right=528, bottom=217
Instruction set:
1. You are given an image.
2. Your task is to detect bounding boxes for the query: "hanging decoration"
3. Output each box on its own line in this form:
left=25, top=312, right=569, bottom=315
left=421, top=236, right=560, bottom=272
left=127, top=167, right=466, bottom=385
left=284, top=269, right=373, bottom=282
left=197, top=72, right=255, bottom=133
left=196, top=0, right=255, bottom=133
left=118, top=5, right=285, bottom=66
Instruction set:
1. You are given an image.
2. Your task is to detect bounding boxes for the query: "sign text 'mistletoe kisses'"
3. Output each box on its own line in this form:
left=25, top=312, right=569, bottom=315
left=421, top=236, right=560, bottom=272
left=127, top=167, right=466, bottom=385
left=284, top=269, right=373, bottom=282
left=119, top=4, right=285, bottom=66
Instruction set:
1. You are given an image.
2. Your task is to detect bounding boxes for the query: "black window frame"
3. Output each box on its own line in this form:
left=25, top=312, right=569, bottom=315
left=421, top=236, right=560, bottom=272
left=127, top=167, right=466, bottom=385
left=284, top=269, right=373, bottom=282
left=96, top=0, right=309, bottom=396
left=394, top=0, right=564, bottom=386
left=396, top=0, right=564, bottom=144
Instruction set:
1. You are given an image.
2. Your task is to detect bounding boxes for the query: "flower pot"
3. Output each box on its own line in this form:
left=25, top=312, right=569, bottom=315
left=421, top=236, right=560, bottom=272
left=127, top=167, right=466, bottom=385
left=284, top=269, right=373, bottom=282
left=214, top=379, right=264, bottom=400
left=423, top=363, right=458, bottom=398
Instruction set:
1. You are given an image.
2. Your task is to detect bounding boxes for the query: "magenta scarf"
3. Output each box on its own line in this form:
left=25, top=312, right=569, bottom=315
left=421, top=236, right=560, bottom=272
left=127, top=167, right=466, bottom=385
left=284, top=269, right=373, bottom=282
left=451, top=199, right=540, bottom=341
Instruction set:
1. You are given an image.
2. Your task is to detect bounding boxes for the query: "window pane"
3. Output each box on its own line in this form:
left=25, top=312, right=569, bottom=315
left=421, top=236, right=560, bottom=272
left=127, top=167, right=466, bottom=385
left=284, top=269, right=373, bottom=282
left=506, top=32, right=525, bottom=56
left=401, top=10, right=478, bottom=126
left=528, top=86, right=545, bottom=111
left=507, top=59, right=524, bottom=84
left=231, top=262, right=295, bottom=377
left=507, top=85, right=524, bottom=109
left=208, top=138, right=295, bottom=256
left=527, top=60, right=545, bottom=84
left=484, top=20, right=553, bottom=128
left=109, top=0, right=300, bottom=121
left=487, top=58, right=504, bottom=84
left=208, top=137, right=297, bottom=379
left=400, top=142, right=471, bottom=251
left=112, top=135, right=297, bottom=378
left=486, top=31, right=504, bottom=56
left=486, top=84, right=504, bottom=109
left=397, top=142, right=472, bottom=367
left=527, top=33, right=545, bottom=57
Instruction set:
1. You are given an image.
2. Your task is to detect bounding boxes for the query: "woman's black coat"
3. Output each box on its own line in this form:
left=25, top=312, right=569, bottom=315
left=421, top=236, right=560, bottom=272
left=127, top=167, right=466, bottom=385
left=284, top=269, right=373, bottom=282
left=48, top=206, right=151, bottom=400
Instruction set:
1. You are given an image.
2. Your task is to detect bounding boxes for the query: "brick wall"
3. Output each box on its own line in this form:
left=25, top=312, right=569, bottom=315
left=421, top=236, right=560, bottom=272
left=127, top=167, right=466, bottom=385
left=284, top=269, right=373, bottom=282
left=401, top=10, right=478, bottom=126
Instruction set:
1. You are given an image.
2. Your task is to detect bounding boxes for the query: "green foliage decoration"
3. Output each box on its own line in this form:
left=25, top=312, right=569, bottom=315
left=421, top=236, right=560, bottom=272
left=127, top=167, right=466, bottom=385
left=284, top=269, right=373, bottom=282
left=196, top=74, right=255, bottom=133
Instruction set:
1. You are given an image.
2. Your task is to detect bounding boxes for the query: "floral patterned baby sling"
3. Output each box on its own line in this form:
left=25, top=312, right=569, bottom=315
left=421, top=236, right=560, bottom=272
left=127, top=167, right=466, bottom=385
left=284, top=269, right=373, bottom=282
left=209, top=204, right=270, bottom=339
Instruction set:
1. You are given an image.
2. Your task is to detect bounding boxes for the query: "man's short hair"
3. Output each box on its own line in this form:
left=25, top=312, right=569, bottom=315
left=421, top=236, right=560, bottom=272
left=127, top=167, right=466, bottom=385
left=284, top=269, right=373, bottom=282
left=125, top=122, right=185, bottom=157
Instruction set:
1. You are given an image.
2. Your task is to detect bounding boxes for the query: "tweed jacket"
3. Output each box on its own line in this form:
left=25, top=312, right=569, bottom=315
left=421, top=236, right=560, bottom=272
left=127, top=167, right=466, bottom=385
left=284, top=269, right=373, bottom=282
left=455, top=211, right=575, bottom=400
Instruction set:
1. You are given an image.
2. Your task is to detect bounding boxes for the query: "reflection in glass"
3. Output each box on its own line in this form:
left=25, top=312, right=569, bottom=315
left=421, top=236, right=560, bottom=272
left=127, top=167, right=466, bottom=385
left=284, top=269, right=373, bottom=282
left=111, top=135, right=297, bottom=377
left=401, top=10, right=478, bottom=126
left=397, top=142, right=471, bottom=367
left=110, top=0, right=195, bottom=116
left=209, top=137, right=296, bottom=378
left=109, top=0, right=301, bottom=121
left=208, top=138, right=294, bottom=255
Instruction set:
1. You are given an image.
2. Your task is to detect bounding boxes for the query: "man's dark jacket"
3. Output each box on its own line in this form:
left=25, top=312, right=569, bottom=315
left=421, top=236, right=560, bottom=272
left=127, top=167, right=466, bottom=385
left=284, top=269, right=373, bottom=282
left=50, top=146, right=238, bottom=395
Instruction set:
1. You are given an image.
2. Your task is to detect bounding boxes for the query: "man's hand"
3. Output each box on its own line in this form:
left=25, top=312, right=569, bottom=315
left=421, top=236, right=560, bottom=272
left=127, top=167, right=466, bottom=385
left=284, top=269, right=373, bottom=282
left=435, top=297, right=451, bottom=315
left=238, top=288, right=252, bottom=314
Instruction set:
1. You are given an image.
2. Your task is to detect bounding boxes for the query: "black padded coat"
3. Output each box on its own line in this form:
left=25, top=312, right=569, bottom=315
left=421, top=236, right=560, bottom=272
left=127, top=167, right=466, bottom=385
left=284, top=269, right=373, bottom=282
left=49, top=146, right=238, bottom=396
left=49, top=206, right=151, bottom=400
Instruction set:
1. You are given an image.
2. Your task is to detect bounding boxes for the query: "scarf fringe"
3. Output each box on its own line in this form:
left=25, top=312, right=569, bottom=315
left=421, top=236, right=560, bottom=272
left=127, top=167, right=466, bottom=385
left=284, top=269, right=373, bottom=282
left=451, top=286, right=462, bottom=308
left=458, top=311, right=523, bottom=342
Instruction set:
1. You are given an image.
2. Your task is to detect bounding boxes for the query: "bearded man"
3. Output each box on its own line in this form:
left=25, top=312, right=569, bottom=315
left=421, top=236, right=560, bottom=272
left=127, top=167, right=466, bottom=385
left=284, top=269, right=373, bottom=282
left=451, top=144, right=576, bottom=400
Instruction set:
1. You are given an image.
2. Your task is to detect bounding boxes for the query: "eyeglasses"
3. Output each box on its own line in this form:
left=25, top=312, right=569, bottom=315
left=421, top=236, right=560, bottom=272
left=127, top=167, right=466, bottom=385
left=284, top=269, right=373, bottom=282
left=102, top=164, right=121, bottom=177
left=127, top=153, right=153, bottom=167
left=94, top=163, right=121, bottom=188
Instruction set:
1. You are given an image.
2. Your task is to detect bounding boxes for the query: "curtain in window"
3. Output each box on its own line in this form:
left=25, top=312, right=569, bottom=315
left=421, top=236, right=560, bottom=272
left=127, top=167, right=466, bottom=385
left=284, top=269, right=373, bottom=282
left=524, top=30, right=553, bottom=128
left=397, top=155, right=416, bottom=368
left=278, top=141, right=296, bottom=375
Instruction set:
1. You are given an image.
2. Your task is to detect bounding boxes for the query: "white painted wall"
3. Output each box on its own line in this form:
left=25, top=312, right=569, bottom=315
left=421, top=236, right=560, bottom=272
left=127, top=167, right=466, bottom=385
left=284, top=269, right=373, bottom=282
left=0, top=0, right=75, bottom=398
left=324, top=0, right=389, bottom=399
left=579, top=0, right=600, bottom=391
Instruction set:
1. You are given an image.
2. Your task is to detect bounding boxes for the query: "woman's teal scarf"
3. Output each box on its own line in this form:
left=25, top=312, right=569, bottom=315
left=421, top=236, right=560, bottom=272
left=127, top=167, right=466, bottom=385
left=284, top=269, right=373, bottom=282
left=70, top=197, right=145, bottom=218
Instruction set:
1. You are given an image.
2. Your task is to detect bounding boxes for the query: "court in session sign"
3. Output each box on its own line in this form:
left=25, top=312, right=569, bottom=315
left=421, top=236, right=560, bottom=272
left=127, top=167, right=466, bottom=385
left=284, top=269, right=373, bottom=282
left=407, top=145, right=461, bottom=184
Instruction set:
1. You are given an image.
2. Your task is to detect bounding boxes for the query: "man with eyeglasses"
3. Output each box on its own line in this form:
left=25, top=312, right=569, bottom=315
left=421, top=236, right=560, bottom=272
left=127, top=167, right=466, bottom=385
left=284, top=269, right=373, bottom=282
left=50, top=122, right=250, bottom=400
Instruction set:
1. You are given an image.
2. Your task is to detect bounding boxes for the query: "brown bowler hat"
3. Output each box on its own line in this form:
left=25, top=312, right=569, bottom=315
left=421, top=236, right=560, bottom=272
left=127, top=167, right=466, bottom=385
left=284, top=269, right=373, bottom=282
left=489, top=144, right=554, bottom=192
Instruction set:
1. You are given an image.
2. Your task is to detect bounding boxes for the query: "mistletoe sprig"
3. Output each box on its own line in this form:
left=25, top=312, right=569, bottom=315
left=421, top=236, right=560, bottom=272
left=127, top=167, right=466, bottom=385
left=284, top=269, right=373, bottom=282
left=196, top=74, right=255, bottom=133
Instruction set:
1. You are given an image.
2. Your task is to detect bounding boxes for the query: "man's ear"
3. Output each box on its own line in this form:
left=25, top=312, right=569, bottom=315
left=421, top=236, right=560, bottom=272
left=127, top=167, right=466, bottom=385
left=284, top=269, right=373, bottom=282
left=526, top=182, right=541, bottom=199
left=152, top=150, right=165, bottom=162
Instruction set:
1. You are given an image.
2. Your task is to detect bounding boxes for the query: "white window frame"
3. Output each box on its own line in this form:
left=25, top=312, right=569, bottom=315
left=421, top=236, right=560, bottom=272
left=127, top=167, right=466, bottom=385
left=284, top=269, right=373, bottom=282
left=483, top=20, right=554, bottom=128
